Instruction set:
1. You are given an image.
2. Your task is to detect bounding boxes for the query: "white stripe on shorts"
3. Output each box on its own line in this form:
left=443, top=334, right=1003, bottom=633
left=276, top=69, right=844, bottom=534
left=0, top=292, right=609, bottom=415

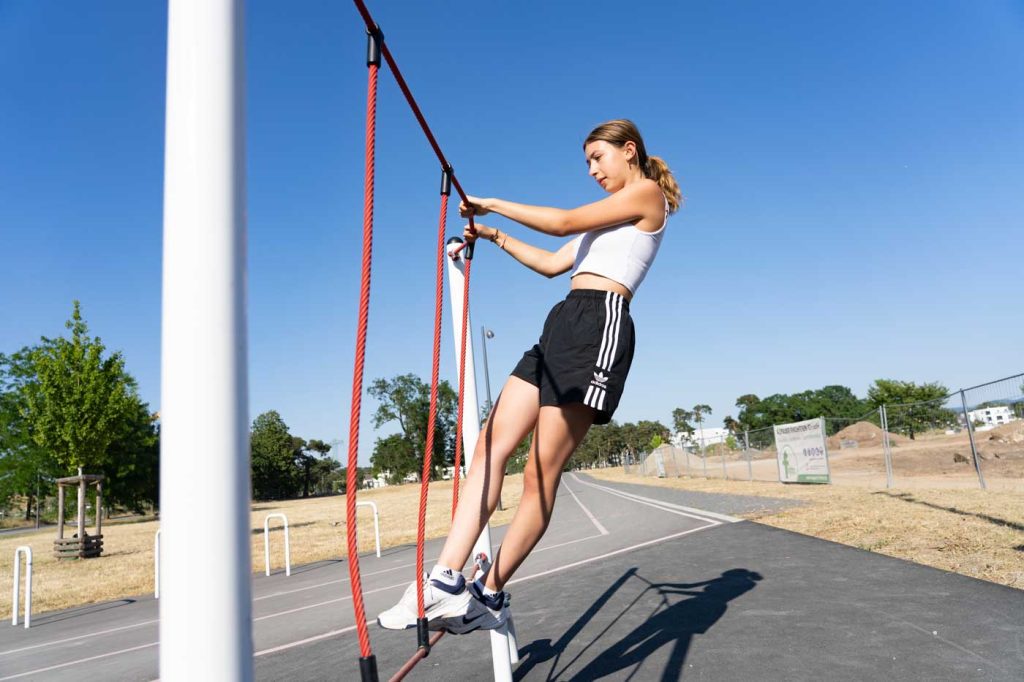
left=584, top=384, right=595, bottom=407
left=595, top=293, right=612, bottom=370
left=606, top=294, right=623, bottom=371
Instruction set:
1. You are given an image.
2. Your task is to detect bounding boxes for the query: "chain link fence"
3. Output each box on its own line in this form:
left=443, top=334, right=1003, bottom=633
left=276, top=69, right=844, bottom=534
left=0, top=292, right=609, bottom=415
left=622, top=372, right=1023, bottom=490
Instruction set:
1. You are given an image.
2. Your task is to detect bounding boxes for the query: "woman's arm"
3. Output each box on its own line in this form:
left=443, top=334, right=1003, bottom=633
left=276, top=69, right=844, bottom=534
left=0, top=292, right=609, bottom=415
left=464, top=223, right=576, bottom=279
left=462, top=180, right=664, bottom=237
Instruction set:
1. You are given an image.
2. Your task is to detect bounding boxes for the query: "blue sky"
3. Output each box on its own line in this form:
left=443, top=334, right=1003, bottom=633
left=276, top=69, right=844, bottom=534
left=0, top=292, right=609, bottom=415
left=2, top=1, right=1022, bottom=464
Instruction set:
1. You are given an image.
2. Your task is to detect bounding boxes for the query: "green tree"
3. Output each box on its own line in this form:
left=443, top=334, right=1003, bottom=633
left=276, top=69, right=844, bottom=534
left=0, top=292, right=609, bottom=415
left=672, top=408, right=695, bottom=442
left=0, top=347, right=58, bottom=519
left=866, top=379, right=953, bottom=440
left=735, top=386, right=868, bottom=432
left=100, top=401, right=160, bottom=512
left=368, top=374, right=458, bottom=482
left=371, top=433, right=418, bottom=485
left=692, top=404, right=712, bottom=452
left=250, top=411, right=301, bottom=500
left=22, top=302, right=137, bottom=473
left=303, top=439, right=336, bottom=497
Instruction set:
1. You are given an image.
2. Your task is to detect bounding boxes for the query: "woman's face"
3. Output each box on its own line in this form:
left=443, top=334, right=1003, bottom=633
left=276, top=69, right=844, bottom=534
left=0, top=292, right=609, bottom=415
left=584, top=139, right=637, bottom=193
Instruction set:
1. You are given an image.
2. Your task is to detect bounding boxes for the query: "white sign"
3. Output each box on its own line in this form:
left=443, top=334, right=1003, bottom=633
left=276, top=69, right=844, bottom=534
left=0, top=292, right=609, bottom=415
left=774, top=418, right=830, bottom=484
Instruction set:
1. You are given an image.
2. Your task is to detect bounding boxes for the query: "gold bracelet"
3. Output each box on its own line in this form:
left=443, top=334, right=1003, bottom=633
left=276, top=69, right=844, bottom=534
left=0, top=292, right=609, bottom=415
left=490, top=229, right=500, bottom=244
left=499, top=231, right=509, bottom=250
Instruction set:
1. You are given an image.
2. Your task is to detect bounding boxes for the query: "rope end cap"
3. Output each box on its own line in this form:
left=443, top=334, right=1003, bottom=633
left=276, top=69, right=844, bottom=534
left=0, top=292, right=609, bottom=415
left=359, top=655, right=380, bottom=682
left=416, top=617, right=431, bottom=655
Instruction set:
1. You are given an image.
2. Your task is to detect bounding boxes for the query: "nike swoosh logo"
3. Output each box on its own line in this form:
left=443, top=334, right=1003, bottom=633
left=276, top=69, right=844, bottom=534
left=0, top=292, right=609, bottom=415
left=462, top=611, right=487, bottom=625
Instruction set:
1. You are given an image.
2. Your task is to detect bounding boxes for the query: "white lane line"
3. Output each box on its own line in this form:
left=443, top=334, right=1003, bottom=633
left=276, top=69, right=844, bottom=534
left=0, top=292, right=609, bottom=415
left=0, top=619, right=158, bottom=657
left=568, top=473, right=740, bottom=523
left=255, top=624, right=360, bottom=657
left=255, top=529, right=602, bottom=604
left=508, top=524, right=717, bottom=586
left=0, top=642, right=158, bottom=681
left=560, top=479, right=609, bottom=535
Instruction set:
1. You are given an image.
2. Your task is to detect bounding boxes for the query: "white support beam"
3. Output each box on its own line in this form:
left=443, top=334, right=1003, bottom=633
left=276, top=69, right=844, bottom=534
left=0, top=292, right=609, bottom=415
left=161, top=1, right=252, bottom=680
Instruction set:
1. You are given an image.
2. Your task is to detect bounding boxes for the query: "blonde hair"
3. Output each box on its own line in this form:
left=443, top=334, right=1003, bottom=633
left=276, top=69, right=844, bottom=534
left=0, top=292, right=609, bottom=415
left=584, top=119, right=683, bottom=214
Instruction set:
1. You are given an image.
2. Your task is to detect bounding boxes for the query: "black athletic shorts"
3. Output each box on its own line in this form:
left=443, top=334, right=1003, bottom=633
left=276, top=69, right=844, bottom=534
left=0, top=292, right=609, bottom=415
left=511, top=289, right=635, bottom=425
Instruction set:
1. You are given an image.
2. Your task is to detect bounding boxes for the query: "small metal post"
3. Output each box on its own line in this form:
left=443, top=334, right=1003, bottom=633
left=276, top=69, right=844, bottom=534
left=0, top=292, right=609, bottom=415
left=356, top=501, right=381, bottom=558
left=263, top=513, right=291, bottom=577
left=960, top=390, right=987, bottom=490
left=481, top=326, right=502, bottom=511
left=744, top=430, right=752, bottom=481
left=880, top=406, right=894, bottom=489
left=12, top=546, right=32, bottom=628
left=721, top=446, right=728, bottom=479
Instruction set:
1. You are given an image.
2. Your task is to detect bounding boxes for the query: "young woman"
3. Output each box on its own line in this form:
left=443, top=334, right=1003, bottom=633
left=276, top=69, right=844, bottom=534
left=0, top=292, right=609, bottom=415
left=378, top=119, right=682, bottom=634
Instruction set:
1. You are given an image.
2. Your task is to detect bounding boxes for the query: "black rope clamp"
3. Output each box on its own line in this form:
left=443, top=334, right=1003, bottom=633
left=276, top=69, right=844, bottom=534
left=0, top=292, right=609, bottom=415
left=366, top=26, right=383, bottom=67
left=440, top=165, right=452, bottom=196
left=359, top=654, right=380, bottom=682
left=416, top=616, right=431, bottom=654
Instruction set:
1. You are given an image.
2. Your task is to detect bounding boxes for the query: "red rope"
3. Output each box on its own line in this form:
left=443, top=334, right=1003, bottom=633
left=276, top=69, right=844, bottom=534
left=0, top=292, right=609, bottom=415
left=415, top=191, right=448, bottom=617
left=351, top=0, right=472, bottom=207
left=345, top=58, right=378, bottom=662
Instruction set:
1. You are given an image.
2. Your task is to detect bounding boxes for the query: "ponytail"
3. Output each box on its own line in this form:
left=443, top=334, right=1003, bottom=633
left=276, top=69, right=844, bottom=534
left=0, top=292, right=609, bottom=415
left=644, top=155, right=682, bottom=214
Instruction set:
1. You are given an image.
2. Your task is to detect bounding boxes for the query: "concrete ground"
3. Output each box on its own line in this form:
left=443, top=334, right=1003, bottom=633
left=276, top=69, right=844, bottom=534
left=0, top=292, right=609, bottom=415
left=1, top=473, right=1021, bottom=681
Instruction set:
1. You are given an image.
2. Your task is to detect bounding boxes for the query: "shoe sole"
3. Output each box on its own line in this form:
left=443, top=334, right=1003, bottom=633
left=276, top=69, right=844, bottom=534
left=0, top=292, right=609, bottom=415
left=377, top=591, right=472, bottom=631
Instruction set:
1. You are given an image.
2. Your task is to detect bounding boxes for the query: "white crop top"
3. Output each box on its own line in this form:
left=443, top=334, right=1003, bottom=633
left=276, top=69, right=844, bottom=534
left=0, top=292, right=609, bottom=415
left=569, top=206, right=668, bottom=295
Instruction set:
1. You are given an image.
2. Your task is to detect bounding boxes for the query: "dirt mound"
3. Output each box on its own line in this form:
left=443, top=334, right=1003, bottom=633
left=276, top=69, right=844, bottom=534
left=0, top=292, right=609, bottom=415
left=827, top=421, right=906, bottom=450
left=985, top=420, right=1024, bottom=444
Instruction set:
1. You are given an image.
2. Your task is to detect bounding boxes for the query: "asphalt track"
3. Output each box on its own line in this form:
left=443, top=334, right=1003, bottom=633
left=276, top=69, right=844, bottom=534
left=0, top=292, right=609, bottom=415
left=1, top=473, right=1021, bottom=680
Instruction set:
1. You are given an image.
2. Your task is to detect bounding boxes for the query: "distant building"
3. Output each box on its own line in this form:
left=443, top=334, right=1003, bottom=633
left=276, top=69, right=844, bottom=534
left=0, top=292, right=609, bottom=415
left=672, top=427, right=731, bottom=449
left=967, top=406, right=1015, bottom=429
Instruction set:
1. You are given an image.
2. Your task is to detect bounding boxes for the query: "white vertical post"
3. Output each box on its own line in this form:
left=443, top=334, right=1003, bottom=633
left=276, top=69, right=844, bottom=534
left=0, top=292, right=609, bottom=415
left=263, top=513, right=291, bottom=577
left=11, top=546, right=32, bottom=628
left=161, top=1, right=252, bottom=680
left=445, top=240, right=515, bottom=682
left=154, top=530, right=161, bottom=599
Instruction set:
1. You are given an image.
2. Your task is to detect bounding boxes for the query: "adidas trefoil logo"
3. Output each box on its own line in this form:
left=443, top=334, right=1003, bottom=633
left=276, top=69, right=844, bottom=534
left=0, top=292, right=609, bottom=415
left=591, top=371, right=609, bottom=388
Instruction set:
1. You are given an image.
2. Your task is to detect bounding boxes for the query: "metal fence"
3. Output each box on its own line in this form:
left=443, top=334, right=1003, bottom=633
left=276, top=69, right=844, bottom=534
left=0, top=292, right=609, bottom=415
left=623, top=372, right=1023, bottom=491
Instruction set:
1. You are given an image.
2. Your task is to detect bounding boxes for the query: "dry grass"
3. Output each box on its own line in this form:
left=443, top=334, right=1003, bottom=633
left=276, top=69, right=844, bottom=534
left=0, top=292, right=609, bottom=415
left=584, top=468, right=1024, bottom=590
left=0, top=475, right=525, bottom=615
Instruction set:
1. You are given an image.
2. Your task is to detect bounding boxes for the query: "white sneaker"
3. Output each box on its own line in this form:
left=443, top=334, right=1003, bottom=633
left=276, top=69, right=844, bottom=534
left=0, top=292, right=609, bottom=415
left=376, top=573, right=471, bottom=630
left=434, top=581, right=509, bottom=635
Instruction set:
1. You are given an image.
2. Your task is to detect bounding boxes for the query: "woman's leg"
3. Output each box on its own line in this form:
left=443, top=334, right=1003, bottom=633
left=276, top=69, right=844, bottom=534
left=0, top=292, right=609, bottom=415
left=484, top=402, right=595, bottom=591
left=436, top=376, right=540, bottom=571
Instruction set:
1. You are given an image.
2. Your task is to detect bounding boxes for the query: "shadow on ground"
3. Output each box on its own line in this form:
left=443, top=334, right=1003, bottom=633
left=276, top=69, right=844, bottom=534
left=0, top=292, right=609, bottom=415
left=878, top=492, right=1024, bottom=532
left=514, top=567, right=762, bottom=680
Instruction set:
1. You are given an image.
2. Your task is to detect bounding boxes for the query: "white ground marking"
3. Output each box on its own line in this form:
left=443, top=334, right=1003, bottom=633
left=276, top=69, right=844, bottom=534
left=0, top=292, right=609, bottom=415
left=254, top=624, right=360, bottom=657
left=0, top=642, right=158, bottom=681
left=0, top=619, right=158, bottom=657
left=568, top=473, right=740, bottom=523
left=506, top=524, right=719, bottom=587
left=560, top=478, right=610, bottom=535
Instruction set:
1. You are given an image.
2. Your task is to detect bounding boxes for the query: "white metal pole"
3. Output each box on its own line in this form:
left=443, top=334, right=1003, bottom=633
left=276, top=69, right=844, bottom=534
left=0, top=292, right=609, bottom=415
left=445, top=240, right=514, bottom=682
left=356, top=501, right=381, bottom=558
left=161, top=1, right=252, bottom=679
